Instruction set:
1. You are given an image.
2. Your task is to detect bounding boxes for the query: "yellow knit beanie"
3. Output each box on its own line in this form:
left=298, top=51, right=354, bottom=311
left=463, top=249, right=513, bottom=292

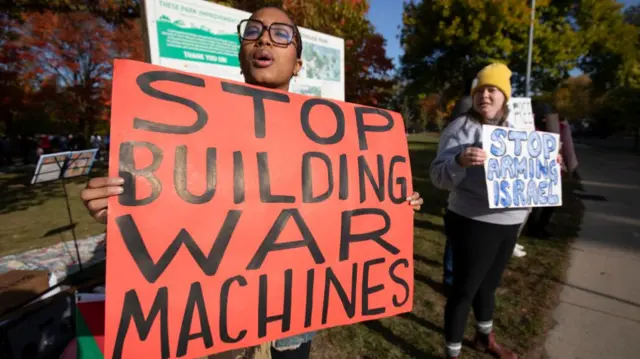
left=470, top=63, right=512, bottom=101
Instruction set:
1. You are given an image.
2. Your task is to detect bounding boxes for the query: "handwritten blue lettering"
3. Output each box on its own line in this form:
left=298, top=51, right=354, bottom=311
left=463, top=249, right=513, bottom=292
left=528, top=157, right=535, bottom=178
left=514, top=157, right=528, bottom=179
left=490, top=128, right=508, bottom=156
left=500, top=180, right=512, bottom=207
left=548, top=180, right=560, bottom=205
left=542, top=133, right=557, bottom=160
left=513, top=179, right=526, bottom=206
left=508, top=130, right=527, bottom=156
left=538, top=159, right=549, bottom=179
left=538, top=181, right=549, bottom=205
left=527, top=179, right=539, bottom=205
left=487, top=158, right=500, bottom=181
left=501, top=155, right=515, bottom=179
left=549, top=160, right=559, bottom=185
left=528, top=132, right=542, bottom=157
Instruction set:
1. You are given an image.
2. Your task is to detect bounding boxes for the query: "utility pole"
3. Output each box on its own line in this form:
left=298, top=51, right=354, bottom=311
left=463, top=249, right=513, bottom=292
left=525, top=0, right=536, bottom=97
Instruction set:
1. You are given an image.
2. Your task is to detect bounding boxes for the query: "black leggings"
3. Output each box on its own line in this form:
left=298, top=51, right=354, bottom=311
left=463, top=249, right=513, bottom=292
left=443, top=211, right=519, bottom=343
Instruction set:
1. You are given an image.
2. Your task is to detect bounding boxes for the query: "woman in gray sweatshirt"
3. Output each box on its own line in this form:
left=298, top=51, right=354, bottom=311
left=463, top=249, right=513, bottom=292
left=430, top=63, right=525, bottom=359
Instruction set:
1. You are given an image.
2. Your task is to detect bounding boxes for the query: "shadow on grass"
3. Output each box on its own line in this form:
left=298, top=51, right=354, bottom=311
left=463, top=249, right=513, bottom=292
left=362, top=320, right=441, bottom=359
left=42, top=223, right=77, bottom=238
left=415, top=272, right=448, bottom=298
left=413, top=253, right=442, bottom=269
left=0, top=164, right=107, bottom=215
left=413, top=218, right=445, bottom=233
left=399, top=312, right=476, bottom=349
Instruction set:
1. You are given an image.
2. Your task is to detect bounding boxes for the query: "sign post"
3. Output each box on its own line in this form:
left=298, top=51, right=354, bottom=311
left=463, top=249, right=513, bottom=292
left=31, top=149, right=99, bottom=271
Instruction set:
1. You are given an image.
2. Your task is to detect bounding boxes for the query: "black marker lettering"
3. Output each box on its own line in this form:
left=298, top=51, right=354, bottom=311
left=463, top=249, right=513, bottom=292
left=220, top=276, right=248, bottom=343
left=118, top=141, right=163, bottom=206
left=362, top=258, right=386, bottom=316
left=300, top=98, right=345, bottom=144
left=134, top=71, right=207, bottom=134
left=340, top=208, right=397, bottom=261
left=115, top=211, right=241, bottom=283
left=358, top=155, right=385, bottom=202
left=258, top=269, right=293, bottom=338
left=258, top=152, right=295, bottom=203
left=247, top=209, right=325, bottom=270
left=221, top=82, right=290, bottom=139
left=233, top=151, right=245, bottom=204
left=388, top=156, right=408, bottom=204
left=304, top=268, right=315, bottom=328
left=321, top=263, right=358, bottom=324
left=174, top=146, right=217, bottom=204
left=354, top=107, right=394, bottom=151
left=389, top=258, right=410, bottom=307
left=176, top=282, right=213, bottom=357
left=113, top=287, right=169, bottom=359
left=339, top=154, right=349, bottom=200
left=302, top=152, right=334, bottom=203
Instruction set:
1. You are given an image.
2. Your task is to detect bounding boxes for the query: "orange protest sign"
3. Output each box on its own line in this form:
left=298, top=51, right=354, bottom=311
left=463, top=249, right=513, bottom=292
left=105, top=59, right=414, bottom=359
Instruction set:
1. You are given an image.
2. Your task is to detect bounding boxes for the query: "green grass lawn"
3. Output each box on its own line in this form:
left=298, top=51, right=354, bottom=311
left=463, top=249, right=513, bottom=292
left=0, top=165, right=108, bottom=256
left=0, top=133, right=582, bottom=358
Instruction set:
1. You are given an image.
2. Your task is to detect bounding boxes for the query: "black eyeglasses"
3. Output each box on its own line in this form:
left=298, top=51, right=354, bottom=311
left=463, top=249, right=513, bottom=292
left=237, top=19, right=296, bottom=46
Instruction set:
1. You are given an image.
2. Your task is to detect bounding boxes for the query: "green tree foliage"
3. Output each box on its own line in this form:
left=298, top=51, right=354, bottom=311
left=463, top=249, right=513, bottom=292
left=399, top=0, right=583, bottom=101
left=593, top=4, right=640, bottom=147
left=576, top=0, right=637, bottom=93
left=400, top=0, right=640, bottom=120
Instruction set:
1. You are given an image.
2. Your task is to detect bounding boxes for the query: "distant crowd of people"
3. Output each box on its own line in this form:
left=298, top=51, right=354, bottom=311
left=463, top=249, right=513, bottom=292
left=0, top=133, right=110, bottom=167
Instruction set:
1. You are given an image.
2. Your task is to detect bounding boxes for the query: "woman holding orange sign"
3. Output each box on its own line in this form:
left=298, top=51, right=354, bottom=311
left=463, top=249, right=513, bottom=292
left=80, top=6, right=423, bottom=359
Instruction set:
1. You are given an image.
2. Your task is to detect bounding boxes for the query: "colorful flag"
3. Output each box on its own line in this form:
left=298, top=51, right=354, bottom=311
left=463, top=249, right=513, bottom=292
left=76, top=293, right=105, bottom=358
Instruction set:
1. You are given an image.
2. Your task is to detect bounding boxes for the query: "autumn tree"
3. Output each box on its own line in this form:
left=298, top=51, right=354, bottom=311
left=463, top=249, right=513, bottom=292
left=0, top=14, right=29, bottom=134
left=10, top=0, right=394, bottom=107
left=5, top=0, right=142, bottom=23
left=14, top=11, right=143, bottom=137
left=553, top=75, right=593, bottom=122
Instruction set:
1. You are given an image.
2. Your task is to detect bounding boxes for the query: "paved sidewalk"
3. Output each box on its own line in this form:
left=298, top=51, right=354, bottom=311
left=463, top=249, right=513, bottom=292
left=0, top=234, right=105, bottom=281
left=545, top=145, right=640, bottom=358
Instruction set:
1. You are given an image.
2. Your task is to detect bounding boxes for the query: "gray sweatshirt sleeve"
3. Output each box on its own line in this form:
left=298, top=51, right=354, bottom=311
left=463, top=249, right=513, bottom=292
left=430, top=118, right=469, bottom=190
